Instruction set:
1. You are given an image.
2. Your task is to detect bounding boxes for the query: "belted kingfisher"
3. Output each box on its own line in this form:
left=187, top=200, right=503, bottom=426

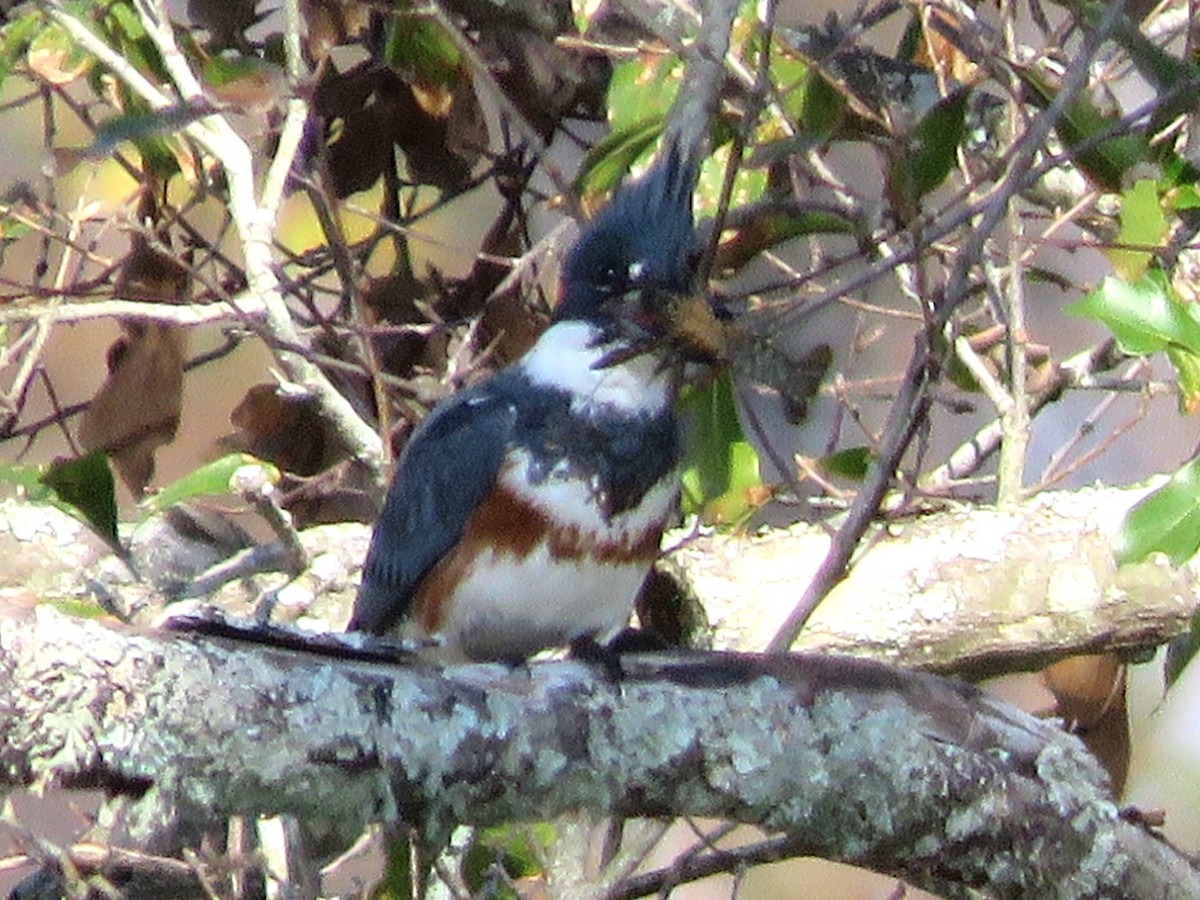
left=350, top=145, right=725, bottom=662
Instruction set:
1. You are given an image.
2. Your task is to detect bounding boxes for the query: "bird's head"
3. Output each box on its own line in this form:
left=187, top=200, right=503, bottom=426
left=557, top=146, right=727, bottom=366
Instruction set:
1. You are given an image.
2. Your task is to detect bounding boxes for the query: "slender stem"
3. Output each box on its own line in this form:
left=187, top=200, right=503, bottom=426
left=766, top=0, right=1134, bottom=651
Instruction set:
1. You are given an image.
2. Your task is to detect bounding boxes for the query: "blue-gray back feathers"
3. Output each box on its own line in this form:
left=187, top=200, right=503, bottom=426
left=350, top=370, right=680, bottom=635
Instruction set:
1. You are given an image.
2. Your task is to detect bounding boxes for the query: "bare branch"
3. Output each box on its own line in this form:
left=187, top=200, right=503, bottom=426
left=44, top=5, right=173, bottom=111
left=668, top=484, right=1199, bottom=679
left=0, top=481, right=1193, bottom=685
left=259, top=0, right=310, bottom=218
left=921, top=340, right=1128, bottom=493
left=0, top=297, right=267, bottom=327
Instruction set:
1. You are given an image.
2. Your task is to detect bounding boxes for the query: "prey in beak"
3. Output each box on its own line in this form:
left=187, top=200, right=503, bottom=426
left=591, top=286, right=729, bottom=371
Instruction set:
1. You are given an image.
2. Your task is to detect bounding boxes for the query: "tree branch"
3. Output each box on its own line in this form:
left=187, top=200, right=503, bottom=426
left=45, top=0, right=385, bottom=486
left=0, top=296, right=268, bottom=327
left=672, top=485, right=1198, bottom=678
left=1, top=606, right=1197, bottom=899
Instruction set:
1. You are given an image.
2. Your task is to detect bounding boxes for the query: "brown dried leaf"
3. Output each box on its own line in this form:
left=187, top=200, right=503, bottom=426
left=913, top=9, right=978, bottom=84
left=301, top=0, right=372, bottom=62
left=485, top=28, right=609, bottom=138
left=27, top=27, right=90, bottom=86
left=225, top=383, right=328, bottom=476
left=411, top=82, right=455, bottom=119
left=187, top=0, right=263, bottom=49
left=1042, top=653, right=1130, bottom=796
left=444, top=77, right=487, bottom=169
left=117, top=236, right=191, bottom=304
left=80, top=323, right=186, bottom=496
left=221, top=384, right=377, bottom=526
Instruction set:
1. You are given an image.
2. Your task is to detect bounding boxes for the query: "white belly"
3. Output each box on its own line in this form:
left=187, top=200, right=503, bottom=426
left=432, top=455, right=681, bottom=661
left=443, top=546, right=652, bottom=661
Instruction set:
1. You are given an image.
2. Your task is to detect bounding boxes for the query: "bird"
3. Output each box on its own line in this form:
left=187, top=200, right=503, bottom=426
left=349, top=144, right=725, bottom=662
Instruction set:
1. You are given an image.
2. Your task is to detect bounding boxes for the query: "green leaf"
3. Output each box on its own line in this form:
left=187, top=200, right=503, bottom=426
left=1108, top=179, right=1167, bottom=281
left=369, top=832, right=413, bottom=900
left=141, top=453, right=279, bottom=518
left=607, top=53, right=681, bottom=136
left=1068, top=273, right=1200, bottom=357
left=0, top=11, right=43, bottom=87
left=1165, top=612, right=1200, bottom=689
left=897, top=88, right=969, bottom=200
left=574, top=117, right=663, bottom=199
left=907, top=88, right=974, bottom=196
left=1170, top=184, right=1200, bottom=211
left=695, top=144, right=767, bottom=215
left=945, top=348, right=982, bottom=393
left=102, top=0, right=149, bottom=44
left=48, top=597, right=114, bottom=619
left=0, top=460, right=53, bottom=503
left=895, top=13, right=923, bottom=63
left=820, top=446, right=872, bottom=481
left=0, top=211, right=32, bottom=241
left=96, top=1, right=164, bottom=82
left=39, top=452, right=119, bottom=549
left=682, top=373, right=745, bottom=502
left=776, top=67, right=846, bottom=141
left=711, top=203, right=856, bottom=273
left=463, top=824, right=551, bottom=895
left=1161, top=154, right=1200, bottom=191
left=1016, top=64, right=1148, bottom=192
left=385, top=16, right=461, bottom=87
left=575, top=52, right=684, bottom=199
left=700, top=441, right=766, bottom=524
left=1070, top=271, right=1200, bottom=410
left=1167, top=343, right=1200, bottom=414
left=27, top=20, right=92, bottom=84
left=768, top=51, right=808, bottom=99
left=1115, top=458, right=1200, bottom=566
left=681, top=373, right=764, bottom=523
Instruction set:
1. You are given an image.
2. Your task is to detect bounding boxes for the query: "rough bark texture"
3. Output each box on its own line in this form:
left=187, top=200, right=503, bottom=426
left=1, top=606, right=1198, bottom=899
left=2, top=486, right=1199, bottom=896
left=664, top=485, right=1199, bottom=676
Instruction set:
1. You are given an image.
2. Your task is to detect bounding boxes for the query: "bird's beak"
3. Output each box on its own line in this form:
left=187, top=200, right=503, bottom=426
left=595, top=288, right=729, bottom=371
left=662, top=291, right=728, bottom=365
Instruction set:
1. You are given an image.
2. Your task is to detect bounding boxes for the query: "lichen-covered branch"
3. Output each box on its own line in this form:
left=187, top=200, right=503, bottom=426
left=0, top=606, right=1196, bottom=899
left=668, top=485, right=1200, bottom=678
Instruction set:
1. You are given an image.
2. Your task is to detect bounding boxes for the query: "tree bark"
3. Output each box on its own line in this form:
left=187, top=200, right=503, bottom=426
left=665, top=484, right=1199, bottom=676
left=1, top=605, right=1198, bottom=899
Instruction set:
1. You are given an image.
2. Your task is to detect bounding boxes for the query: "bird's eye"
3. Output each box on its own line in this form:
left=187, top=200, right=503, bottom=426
left=627, top=260, right=646, bottom=282
left=595, top=264, right=623, bottom=294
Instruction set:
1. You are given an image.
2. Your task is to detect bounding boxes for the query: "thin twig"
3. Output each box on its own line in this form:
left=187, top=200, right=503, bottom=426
left=765, top=0, right=1134, bottom=651
left=260, top=0, right=310, bottom=218
left=0, top=297, right=266, bottom=326
left=112, top=0, right=386, bottom=485
left=921, top=340, right=1126, bottom=494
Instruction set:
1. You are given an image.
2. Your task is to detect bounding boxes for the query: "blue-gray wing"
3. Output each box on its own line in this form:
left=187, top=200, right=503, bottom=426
left=349, top=384, right=517, bottom=634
